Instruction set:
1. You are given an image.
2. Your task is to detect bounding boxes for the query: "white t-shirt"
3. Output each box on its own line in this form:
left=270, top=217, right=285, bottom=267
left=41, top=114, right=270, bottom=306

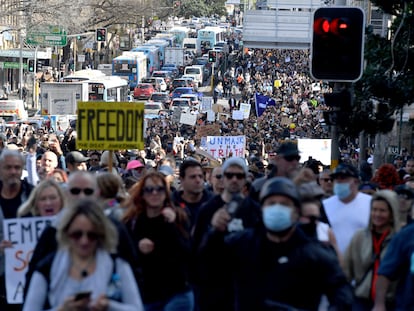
left=322, top=192, right=371, bottom=255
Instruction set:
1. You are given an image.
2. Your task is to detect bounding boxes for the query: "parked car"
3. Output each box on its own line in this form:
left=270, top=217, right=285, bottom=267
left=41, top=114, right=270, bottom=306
left=148, top=92, right=171, bottom=109
left=172, top=78, right=193, bottom=90
left=133, top=83, right=155, bottom=99
left=144, top=102, right=164, bottom=117
left=142, top=77, right=168, bottom=92
left=181, top=94, right=200, bottom=108
left=171, top=87, right=196, bottom=99
left=170, top=98, right=192, bottom=113
left=152, top=70, right=174, bottom=89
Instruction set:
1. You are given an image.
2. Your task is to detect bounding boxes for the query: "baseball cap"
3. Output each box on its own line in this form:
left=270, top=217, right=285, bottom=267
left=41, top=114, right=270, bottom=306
left=65, top=151, right=89, bottom=164
left=127, top=160, right=145, bottom=170
left=330, top=163, right=359, bottom=179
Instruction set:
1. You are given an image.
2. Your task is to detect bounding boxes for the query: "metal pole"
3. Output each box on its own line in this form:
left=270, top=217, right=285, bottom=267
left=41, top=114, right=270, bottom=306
left=19, top=30, right=23, bottom=100
left=73, top=37, right=77, bottom=73
left=32, top=46, right=38, bottom=109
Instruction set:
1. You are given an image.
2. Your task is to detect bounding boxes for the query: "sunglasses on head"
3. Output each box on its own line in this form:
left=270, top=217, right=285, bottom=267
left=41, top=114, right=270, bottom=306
left=143, top=186, right=166, bottom=194
left=69, top=188, right=94, bottom=195
left=224, top=172, right=246, bottom=180
left=283, top=155, right=301, bottom=162
left=68, top=230, right=101, bottom=241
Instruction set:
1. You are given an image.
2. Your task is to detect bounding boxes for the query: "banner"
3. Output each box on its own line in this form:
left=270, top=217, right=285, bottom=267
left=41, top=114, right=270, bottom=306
left=255, top=93, right=276, bottom=117
left=205, top=135, right=246, bottom=158
left=3, top=217, right=54, bottom=304
left=76, top=102, right=145, bottom=150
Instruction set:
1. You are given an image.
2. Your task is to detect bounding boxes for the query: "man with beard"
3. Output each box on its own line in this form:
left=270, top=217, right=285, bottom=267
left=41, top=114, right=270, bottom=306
left=0, top=150, right=34, bottom=310
left=193, top=157, right=261, bottom=311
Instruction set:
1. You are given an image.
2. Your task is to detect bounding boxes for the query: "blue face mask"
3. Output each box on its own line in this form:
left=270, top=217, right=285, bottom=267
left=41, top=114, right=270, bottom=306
left=262, top=204, right=293, bottom=232
left=334, top=182, right=351, bottom=199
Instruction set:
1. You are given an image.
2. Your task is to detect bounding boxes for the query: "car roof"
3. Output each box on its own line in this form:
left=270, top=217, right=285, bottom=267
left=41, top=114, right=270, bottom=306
left=173, top=87, right=193, bottom=90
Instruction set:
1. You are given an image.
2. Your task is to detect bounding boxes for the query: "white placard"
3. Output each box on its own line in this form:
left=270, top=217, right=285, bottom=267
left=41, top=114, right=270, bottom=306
left=206, top=135, right=246, bottom=158
left=207, top=110, right=215, bottom=122
left=3, top=217, right=55, bottom=304
left=239, top=103, right=251, bottom=119
left=201, top=97, right=213, bottom=112
left=297, top=138, right=332, bottom=166
left=179, top=113, right=197, bottom=125
left=232, top=110, right=244, bottom=120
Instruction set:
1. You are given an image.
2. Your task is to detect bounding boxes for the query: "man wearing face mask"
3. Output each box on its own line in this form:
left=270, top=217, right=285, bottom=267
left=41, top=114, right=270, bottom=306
left=322, top=163, right=371, bottom=256
left=199, top=177, right=353, bottom=311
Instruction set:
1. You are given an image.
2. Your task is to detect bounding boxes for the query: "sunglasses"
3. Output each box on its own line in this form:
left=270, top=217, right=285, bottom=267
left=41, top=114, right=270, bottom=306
left=89, top=158, right=99, bottom=162
left=224, top=172, right=246, bottom=180
left=283, top=155, right=301, bottom=162
left=143, top=186, right=166, bottom=194
left=214, top=174, right=223, bottom=179
left=320, top=178, right=332, bottom=182
left=69, top=188, right=94, bottom=195
left=68, top=230, right=101, bottom=241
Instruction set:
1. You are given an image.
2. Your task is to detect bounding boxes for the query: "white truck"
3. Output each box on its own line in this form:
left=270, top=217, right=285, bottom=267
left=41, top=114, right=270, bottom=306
left=164, top=47, right=191, bottom=67
left=40, top=82, right=88, bottom=115
left=0, top=100, right=28, bottom=124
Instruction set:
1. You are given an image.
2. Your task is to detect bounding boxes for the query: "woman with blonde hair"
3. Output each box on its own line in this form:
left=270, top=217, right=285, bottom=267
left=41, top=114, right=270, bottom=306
left=17, top=179, right=65, bottom=217
left=343, top=190, right=401, bottom=310
left=23, top=198, right=143, bottom=311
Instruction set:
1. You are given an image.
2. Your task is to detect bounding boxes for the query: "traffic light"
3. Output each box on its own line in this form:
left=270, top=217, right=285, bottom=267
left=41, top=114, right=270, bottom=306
left=27, top=59, right=35, bottom=72
left=208, top=50, right=217, bottom=63
left=96, top=28, right=107, bottom=42
left=311, top=7, right=365, bottom=82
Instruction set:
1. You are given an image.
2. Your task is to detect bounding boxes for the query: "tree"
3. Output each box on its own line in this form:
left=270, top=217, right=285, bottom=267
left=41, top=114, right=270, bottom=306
left=348, top=0, right=414, bottom=138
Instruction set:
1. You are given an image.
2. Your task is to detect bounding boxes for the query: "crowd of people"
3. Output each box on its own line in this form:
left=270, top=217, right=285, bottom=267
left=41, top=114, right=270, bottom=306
left=0, top=133, right=414, bottom=310
left=0, top=33, right=412, bottom=311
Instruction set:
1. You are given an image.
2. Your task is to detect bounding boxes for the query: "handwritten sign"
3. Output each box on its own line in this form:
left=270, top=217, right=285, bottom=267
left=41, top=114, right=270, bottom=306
left=205, top=135, right=246, bottom=158
left=3, top=217, right=54, bottom=304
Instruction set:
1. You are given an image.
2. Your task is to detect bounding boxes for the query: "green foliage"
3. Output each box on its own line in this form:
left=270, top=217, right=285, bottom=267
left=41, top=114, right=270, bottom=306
left=348, top=1, right=414, bottom=136
left=175, top=0, right=226, bottom=18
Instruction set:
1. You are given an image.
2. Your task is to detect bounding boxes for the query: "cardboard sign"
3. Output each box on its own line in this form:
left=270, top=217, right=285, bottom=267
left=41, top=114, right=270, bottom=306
left=205, top=135, right=246, bottom=158
left=196, top=123, right=221, bottom=139
left=76, top=102, right=144, bottom=150
left=3, top=217, right=54, bottom=304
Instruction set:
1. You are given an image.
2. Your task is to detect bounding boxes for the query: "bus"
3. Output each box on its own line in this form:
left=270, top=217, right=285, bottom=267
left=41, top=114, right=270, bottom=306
left=87, top=76, right=129, bottom=102
left=167, top=26, right=191, bottom=48
left=196, top=27, right=226, bottom=55
left=112, top=52, right=148, bottom=89
left=60, top=69, right=106, bottom=82
left=131, top=45, right=161, bottom=75
left=144, top=39, right=170, bottom=67
left=154, top=33, right=177, bottom=48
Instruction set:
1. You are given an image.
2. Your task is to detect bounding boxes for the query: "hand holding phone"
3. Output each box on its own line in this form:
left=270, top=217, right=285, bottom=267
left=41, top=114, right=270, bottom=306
left=74, top=291, right=92, bottom=301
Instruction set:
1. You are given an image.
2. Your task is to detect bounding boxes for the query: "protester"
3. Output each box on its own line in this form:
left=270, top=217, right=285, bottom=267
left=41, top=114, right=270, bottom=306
left=23, top=199, right=144, bottom=311
left=198, top=177, right=353, bottom=310
left=343, top=190, right=401, bottom=310
left=17, top=179, right=66, bottom=217
left=122, top=172, right=193, bottom=311
left=322, top=163, right=372, bottom=255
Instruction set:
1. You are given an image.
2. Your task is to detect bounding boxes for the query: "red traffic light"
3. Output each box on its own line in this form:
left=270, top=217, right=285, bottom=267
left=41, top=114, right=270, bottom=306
left=311, top=7, right=365, bottom=82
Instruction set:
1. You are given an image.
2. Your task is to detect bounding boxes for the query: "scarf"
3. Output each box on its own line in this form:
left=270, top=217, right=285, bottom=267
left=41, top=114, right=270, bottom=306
left=370, top=229, right=390, bottom=301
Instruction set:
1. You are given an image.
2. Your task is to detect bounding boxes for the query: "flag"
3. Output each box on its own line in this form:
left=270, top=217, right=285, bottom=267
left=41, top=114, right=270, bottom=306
left=255, top=93, right=276, bottom=117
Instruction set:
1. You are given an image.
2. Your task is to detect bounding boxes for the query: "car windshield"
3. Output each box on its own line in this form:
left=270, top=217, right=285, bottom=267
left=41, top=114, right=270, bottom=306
left=151, top=94, right=168, bottom=101
left=145, top=104, right=161, bottom=109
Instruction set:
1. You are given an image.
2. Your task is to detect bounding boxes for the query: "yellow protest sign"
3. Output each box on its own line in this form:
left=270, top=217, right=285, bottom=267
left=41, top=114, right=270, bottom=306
left=76, top=102, right=144, bottom=150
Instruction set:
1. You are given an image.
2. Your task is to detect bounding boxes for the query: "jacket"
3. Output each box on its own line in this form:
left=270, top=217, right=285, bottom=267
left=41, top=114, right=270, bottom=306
left=199, top=225, right=353, bottom=311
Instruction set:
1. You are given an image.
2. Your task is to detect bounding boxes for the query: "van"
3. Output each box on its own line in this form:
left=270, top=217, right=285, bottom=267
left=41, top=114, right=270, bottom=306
left=184, top=66, right=203, bottom=87
left=0, top=100, right=27, bottom=122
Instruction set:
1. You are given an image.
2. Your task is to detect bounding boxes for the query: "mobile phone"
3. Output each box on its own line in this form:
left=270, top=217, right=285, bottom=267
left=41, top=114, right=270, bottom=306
left=74, top=291, right=92, bottom=301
